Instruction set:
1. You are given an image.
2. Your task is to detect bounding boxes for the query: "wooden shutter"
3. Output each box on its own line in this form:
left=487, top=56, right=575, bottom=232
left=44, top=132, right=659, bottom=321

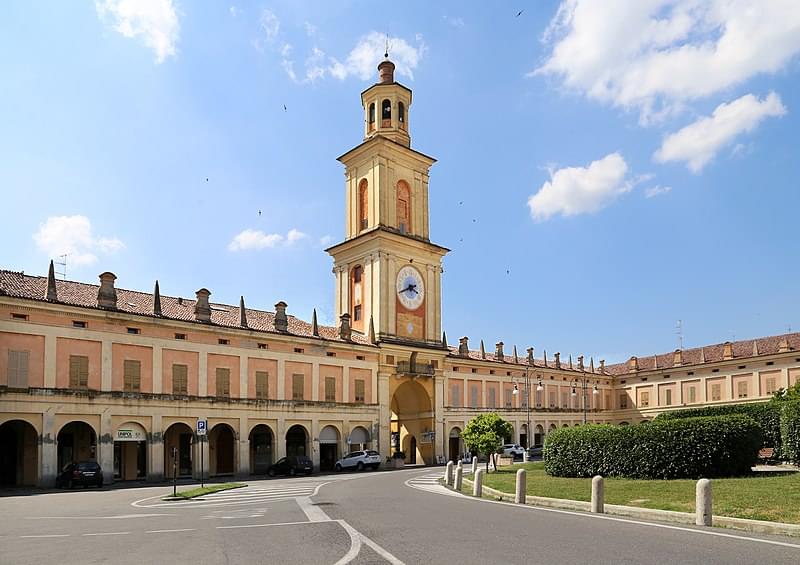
left=69, top=355, right=89, bottom=389
left=124, top=360, right=141, bottom=392
left=355, top=379, right=365, bottom=403
left=8, top=350, right=29, bottom=388
left=292, top=374, right=304, bottom=400
left=255, top=371, right=268, bottom=400
left=216, top=368, right=230, bottom=398
left=172, top=364, right=188, bottom=395
left=325, top=377, right=336, bottom=402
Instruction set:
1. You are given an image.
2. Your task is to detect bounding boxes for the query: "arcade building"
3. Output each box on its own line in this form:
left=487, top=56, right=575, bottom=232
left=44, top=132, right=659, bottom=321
left=2, top=58, right=799, bottom=487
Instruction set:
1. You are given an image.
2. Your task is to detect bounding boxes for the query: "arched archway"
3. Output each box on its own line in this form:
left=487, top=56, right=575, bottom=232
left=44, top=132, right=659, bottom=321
left=164, top=422, right=193, bottom=478
left=209, top=424, right=235, bottom=476
left=319, top=425, right=340, bottom=471
left=391, top=379, right=433, bottom=465
left=348, top=426, right=371, bottom=451
left=286, top=425, right=308, bottom=457
left=548, top=423, right=557, bottom=434
left=113, top=421, right=147, bottom=481
left=534, top=424, right=544, bottom=447
left=0, top=420, right=38, bottom=486
left=519, top=424, right=528, bottom=448
left=57, top=421, right=97, bottom=472
left=448, top=427, right=462, bottom=463
left=249, top=424, right=274, bottom=475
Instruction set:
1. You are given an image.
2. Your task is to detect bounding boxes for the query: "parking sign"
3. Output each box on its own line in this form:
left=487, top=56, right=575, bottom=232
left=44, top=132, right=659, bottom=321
left=197, top=420, right=207, bottom=436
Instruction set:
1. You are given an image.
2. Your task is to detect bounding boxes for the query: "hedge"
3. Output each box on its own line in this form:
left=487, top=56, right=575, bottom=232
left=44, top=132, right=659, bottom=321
left=655, top=402, right=781, bottom=455
left=543, top=415, right=762, bottom=479
left=780, top=401, right=800, bottom=464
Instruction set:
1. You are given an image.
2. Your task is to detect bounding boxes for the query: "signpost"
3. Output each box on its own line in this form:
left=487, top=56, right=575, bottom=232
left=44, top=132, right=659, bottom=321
left=196, top=420, right=207, bottom=488
left=171, top=446, right=178, bottom=497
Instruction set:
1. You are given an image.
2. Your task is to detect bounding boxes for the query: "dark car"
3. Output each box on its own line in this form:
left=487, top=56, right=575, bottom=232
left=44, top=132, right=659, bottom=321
left=527, top=446, right=544, bottom=459
left=267, top=456, right=313, bottom=477
left=56, top=461, right=103, bottom=488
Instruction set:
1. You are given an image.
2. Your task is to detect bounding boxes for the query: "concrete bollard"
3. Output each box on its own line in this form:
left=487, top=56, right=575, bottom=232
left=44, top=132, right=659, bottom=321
left=523, top=449, right=529, bottom=463
left=473, top=468, right=483, bottom=497
left=446, top=461, right=454, bottom=487
left=591, top=475, right=604, bottom=513
left=471, top=456, right=478, bottom=474
left=457, top=460, right=463, bottom=471
left=515, top=468, right=526, bottom=504
left=696, top=478, right=712, bottom=526
left=455, top=464, right=463, bottom=491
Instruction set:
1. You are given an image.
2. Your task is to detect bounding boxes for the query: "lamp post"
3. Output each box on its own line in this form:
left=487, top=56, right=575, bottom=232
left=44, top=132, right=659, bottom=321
left=513, top=364, right=545, bottom=449
left=570, top=356, right=599, bottom=424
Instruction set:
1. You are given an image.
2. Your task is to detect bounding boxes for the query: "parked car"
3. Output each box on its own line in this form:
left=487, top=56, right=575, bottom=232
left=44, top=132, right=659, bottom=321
left=267, top=456, right=313, bottom=477
left=527, top=446, right=544, bottom=459
left=335, top=450, right=381, bottom=471
left=55, top=461, right=103, bottom=488
left=501, top=444, right=525, bottom=459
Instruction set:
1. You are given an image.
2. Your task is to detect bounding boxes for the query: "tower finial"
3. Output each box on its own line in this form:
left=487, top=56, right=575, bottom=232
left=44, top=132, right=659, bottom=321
left=384, top=33, right=389, bottom=59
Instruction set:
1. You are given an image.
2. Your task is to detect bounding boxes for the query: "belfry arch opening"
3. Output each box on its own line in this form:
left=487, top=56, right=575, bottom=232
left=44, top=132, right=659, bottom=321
left=390, top=379, right=433, bottom=465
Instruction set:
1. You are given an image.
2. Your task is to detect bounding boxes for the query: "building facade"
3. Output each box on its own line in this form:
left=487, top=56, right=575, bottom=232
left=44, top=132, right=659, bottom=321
left=2, top=58, right=799, bottom=487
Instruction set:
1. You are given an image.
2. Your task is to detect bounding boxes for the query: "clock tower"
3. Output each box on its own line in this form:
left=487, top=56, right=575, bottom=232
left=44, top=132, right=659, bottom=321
left=326, top=56, right=448, bottom=346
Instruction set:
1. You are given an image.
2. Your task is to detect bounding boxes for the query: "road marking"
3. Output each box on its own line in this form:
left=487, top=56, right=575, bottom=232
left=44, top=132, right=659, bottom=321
left=333, top=520, right=362, bottom=565
left=20, top=534, right=70, bottom=538
left=82, top=532, right=130, bottom=536
left=416, top=475, right=800, bottom=551
left=145, top=528, right=196, bottom=533
left=27, top=513, right=172, bottom=520
left=297, top=496, right=330, bottom=522
left=216, top=520, right=332, bottom=529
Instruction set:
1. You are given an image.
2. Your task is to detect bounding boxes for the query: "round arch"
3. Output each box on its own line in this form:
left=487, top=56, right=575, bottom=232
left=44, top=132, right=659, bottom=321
left=286, top=424, right=308, bottom=457
left=448, top=426, right=463, bottom=463
left=0, top=420, right=38, bottom=486
left=209, top=423, right=236, bottom=476
left=319, top=425, right=341, bottom=471
left=249, top=424, right=274, bottom=475
left=57, top=420, right=97, bottom=472
left=390, top=380, right=433, bottom=465
left=519, top=423, right=529, bottom=448
left=114, top=421, right=147, bottom=481
left=164, top=422, right=194, bottom=478
left=534, top=424, right=544, bottom=447
left=619, top=422, right=630, bottom=426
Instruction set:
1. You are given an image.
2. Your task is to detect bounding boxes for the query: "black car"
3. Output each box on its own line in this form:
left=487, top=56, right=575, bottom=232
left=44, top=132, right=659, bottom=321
left=56, top=461, right=104, bottom=488
left=267, top=456, right=313, bottom=477
left=527, top=446, right=544, bottom=459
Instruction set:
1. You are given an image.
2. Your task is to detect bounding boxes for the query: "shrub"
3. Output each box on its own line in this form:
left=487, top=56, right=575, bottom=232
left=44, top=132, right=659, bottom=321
left=780, top=401, right=800, bottom=464
left=655, top=403, right=781, bottom=455
left=544, top=415, right=762, bottom=479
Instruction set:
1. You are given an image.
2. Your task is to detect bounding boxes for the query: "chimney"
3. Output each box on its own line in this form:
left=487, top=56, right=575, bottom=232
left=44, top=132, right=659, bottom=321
left=311, top=308, right=319, bottom=337
left=554, top=352, right=561, bottom=369
left=628, top=356, right=639, bottom=373
left=577, top=355, right=584, bottom=371
left=194, top=288, right=211, bottom=322
left=97, top=272, right=117, bottom=310
left=778, top=336, right=792, bottom=353
left=653, top=355, right=659, bottom=369
left=442, top=331, right=448, bottom=349
left=480, top=340, right=486, bottom=359
left=543, top=350, right=548, bottom=368
left=527, top=347, right=534, bottom=365
left=45, top=260, right=58, bottom=301
left=153, top=280, right=162, bottom=316
left=239, top=296, right=248, bottom=328
left=752, top=340, right=759, bottom=356
left=590, top=357, right=595, bottom=373
left=599, top=359, right=605, bottom=374
left=673, top=349, right=682, bottom=366
left=700, top=347, right=706, bottom=363
left=378, top=58, right=395, bottom=83
left=339, top=312, right=352, bottom=341
left=368, top=315, right=376, bottom=344
left=458, top=336, right=469, bottom=357
left=274, top=301, right=288, bottom=333
left=723, top=341, right=734, bottom=360
left=512, top=345, right=518, bottom=364
left=495, top=342, right=505, bottom=361
left=568, top=354, right=573, bottom=369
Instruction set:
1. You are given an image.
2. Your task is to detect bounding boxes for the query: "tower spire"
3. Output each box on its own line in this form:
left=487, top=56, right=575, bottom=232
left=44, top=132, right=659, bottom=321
left=153, top=280, right=162, bottom=316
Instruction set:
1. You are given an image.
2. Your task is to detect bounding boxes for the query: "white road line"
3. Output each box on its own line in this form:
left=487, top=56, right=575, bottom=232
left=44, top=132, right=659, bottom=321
left=145, top=528, right=196, bottom=533
left=360, top=531, right=406, bottom=565
left=297, top=496, right=330, bottom=522
left=333, top=520, right=363, bottom=565
left=19, top=534, right=70, bottom=538
left=27, top=513, right=172, bottom=520
left=216, top=520, right=332, bottom=529
left=82, top=532, right=130, bottom=536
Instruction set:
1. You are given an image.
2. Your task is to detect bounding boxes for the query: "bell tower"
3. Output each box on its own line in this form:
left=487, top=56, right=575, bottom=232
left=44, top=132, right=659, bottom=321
left=327, top=56, right=448, bottom=346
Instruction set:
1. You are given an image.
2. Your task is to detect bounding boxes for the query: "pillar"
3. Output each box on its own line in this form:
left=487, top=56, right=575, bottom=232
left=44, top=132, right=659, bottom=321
left=237, top=416, right=249, bottom=479
left=591, top=475, right=604, bottom=513
left=41, top=411, right=57, bottom=487
left=99, top=412, right=114, bottom=484
left=473, top=468, right=483, bottom=497
left=311, top=419, right=320, bottom=469
left=148, top=414, right=164, bottom=482
left=696, top=479, right=712, bottom=526
left=378, top=372, right=391, bottom=458
left=101, top=340, right=113, bottom=391
left=515, top=469, right=526, bottom=504
left=276, top=418, right=287, bottom=459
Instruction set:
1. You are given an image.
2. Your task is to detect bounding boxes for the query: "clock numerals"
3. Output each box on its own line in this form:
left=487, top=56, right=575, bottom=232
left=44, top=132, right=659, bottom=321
left=396, top=266, right=424, bottom=311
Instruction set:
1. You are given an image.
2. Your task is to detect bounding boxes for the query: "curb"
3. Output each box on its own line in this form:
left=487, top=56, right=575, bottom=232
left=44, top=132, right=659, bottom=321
left=460, top=478, right=800, bottom=538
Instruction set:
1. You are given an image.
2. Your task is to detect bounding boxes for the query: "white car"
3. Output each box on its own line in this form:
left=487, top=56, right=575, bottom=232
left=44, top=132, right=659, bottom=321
left=501, top=444, right=525, bottom=459
left=335, top=450, right=381, bottom=471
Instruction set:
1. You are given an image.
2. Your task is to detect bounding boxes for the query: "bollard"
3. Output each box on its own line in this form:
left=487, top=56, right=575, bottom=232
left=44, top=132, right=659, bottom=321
left=696, top=478, right=712, bottom=526
left=523, top=450, right=529, bottom=463
left=515, top=468, right=526, bottom=504
left=591, top=475, right=604, bottom=513
left=472, top=456, right=478, bottom=475
left=457, top=460, right=463, bottom=471
left=473, top=468, right=483, bottom=497
left=446, top=461, right=454, bottom=487
left=455, top=464, right=463, bottom=491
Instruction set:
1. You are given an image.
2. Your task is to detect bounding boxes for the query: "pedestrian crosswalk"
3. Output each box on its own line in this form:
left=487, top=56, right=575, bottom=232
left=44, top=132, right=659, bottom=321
left=404, top=472, right=461, bottom=496
left=137, top=480, right=330, bottom=508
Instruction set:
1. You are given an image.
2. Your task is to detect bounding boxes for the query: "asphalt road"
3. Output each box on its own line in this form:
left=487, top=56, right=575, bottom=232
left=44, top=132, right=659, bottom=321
left=1, top=469, right=799, bottom=565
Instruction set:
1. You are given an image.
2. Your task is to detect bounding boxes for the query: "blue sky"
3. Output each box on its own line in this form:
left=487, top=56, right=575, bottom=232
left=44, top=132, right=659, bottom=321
left=2, top=1, right=799, bottom=363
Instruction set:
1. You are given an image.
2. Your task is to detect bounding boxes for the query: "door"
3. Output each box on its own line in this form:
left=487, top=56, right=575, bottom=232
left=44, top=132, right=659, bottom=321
left=409, top=437, right=417, bottom=464
left=449, top=437, right=460, bottom=462
left=320, top=444, right=337, bottom=471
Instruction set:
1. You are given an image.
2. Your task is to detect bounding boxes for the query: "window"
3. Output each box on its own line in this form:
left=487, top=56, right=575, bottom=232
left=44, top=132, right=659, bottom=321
left=535, top=390, right=542, bottom=408
left=255, top=371, right=268, bottom=400
left=127, top=327, right=140, bottom=335
left=123, top=360, right=141, bottom=392
left=368, top=103, right=375, bottom=131
left=488, top=387, right=496, bottom=408
left=640, top=391, right=650, bottom=407
left=398, top=101, right=405, bottom=128
left=355, top=379, right=365, bottom=403
left=258, top=343, right=268, bottom=350
left=561, top=391, right=568, bottom=408
left=7, top=350, right=29, bottom=388
left=381, top=98, right=391, bottom=125
left=175, top=333, right=187, bottom=340
left=69, top=355, right=89, bottom=389
left=358, top=179, right=369, bottom=230
left=216, top=368, right=230, bottom=398
left=73, top=320, right=87, bottom=328
left=294, top=348, right=304, bottom=354
left=292, top=374, right=304, bottom=400
left=619, top=393, right=628, bottom=409
left=737, top=381, right=748, bottom=399
left=11, top=313, right=28, bottom=320
left=325, top=376, right=336, bottom=402
left=548, top=391, right=556, bottom=408
left=765, top=377, right=777, bottom=394
left=665, top=389, right=672, bottom=405
left=688, top=386, right=697, bottom=403
left=351, top=265, right=363, bottom=322
left=396, top=181, right=411, bottom=234
left=451, top=384, right=460, bottom=407
left=356, top=355, right=365, bottom=361
left=711, top=384, right=721, bottom=401
left=470, top=385, right=478, bottom=408
left=172, top=364, right=188, bottom=395
left=326, top=352, right=336, bottom=357
left=471, top=368, right=477, bottom=374
left=218, top=338, right=229, bottom=345
left=504, top=388, right=512, bottom=408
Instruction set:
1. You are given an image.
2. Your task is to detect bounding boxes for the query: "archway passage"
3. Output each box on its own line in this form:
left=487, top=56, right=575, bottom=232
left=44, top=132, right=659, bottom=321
left=164, top=423, right=193, bottom=478
left=113, top=422, right=147, bottom=481
left=286, top=425, right=308, bottom=457
left=0, top=420, right=38, bottom=486
left=390, top=379, right=433, bottom=465
left=210, top=424, right=235, bottom=476
left=249, top=425, right=273, bottom=475
left=348, top=426, right=371, bottom=451
left=57, top=421, right=96, bottom=472
left=319, top=425, right=340, bottom=471
left=520, top=424, right=528, bottom=449
left=448, top=427, right=462, bottom=463
left=534, top=425, right=544, bottom=447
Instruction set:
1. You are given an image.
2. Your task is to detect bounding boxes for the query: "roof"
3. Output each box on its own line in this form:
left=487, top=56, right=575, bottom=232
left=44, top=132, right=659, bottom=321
left=446, top=346, right=584, bottom=374
left=0, top=270, right=373, bottom=346
left=603, top=333, right=800, bottom=375
left=336, top=134, right=436, bottom=164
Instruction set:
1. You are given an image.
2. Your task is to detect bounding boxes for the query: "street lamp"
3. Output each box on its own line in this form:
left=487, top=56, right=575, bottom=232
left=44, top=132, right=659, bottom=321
left=570, top=355, right=600, bottom=424
left=512, top=364, right=544, bottom=451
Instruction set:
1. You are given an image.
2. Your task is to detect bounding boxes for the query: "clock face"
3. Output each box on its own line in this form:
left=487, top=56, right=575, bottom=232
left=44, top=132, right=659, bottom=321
left=396, top=265, right=425, bottom=310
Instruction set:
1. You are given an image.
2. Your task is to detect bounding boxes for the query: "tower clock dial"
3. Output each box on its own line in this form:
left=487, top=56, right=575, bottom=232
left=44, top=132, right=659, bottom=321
left=396, top=265, right=425, bottom=310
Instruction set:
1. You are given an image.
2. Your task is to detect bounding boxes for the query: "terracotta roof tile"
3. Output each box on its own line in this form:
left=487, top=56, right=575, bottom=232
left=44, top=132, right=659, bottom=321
left=0, top=270, right=372, bottom=346
left=446, top=346, right=583, bottom=373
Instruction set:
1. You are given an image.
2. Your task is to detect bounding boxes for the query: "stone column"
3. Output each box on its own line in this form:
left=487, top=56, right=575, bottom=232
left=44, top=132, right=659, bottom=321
left=41, top=410, right=57, bottom=487
left=473, top=468, right=483, bottom=497
left=515, top=469, right=526, bottom=504
left=455, top=463, right=463, bottom=491
left=378, top=372, right=391, bottom=459
left=149, top=414, right=164, bottom=482
left=237, top=416, right=249, bottom=479
left=434, top=374, right=446, bottom=463
left=591, top=475, right=604, bottom=513
left=311, top=420, right=320, bottom=469
left=99, top=411, right=114, bottom=484
left=387, top=255, right=397, bottom=335
left=363, top=255, right=373, bottom=326
left=696, top=479, right=712, bottom=526
left=276, top=418, right=287, bottom=459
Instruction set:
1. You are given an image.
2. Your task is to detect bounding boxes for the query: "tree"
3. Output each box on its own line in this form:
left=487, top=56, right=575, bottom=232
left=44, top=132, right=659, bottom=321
left=461, top=413, right=513, bottom=472
left=772, top=381, right=800, bottom=402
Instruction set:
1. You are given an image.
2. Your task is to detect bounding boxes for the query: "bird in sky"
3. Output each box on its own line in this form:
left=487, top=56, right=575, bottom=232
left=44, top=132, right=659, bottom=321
left=283, top=104, right=287, bottom=112
left=516, top=10, right=524, bottom=17
left=258, top=210, right=262, bottom=217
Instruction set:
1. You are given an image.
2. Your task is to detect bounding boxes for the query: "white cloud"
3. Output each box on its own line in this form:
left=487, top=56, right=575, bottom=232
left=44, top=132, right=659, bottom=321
left=443, top=15, right=465, bottom=28
left=33, top=215, right=125, bottom=266
left=535, top=0, right=800, bottom=123
left=304, top=21, right=317, bottom=36
left=259, top=9, right=280, bottom=42
left=645, top=185, right=672, bottom=198
left=319, top=235, right=333, bottom=246
left=286, top=229, right=308, bottom=244
left=95, top=0, right=179, bottom=64
left=654, top=92, right=786, bottom=172
left=229, top=6, right=240, bottom=18
left=527, top=153, right=633, bottom=220
left=228, top=228, right=310, bottom=252
left=336, top=31, right=427, bottom=81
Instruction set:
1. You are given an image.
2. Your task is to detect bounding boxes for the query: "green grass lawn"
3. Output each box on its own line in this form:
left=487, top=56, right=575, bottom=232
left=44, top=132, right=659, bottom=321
left=166, top=482, right=246, bottom=500
left=472, top=463, right=800, bottom=524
